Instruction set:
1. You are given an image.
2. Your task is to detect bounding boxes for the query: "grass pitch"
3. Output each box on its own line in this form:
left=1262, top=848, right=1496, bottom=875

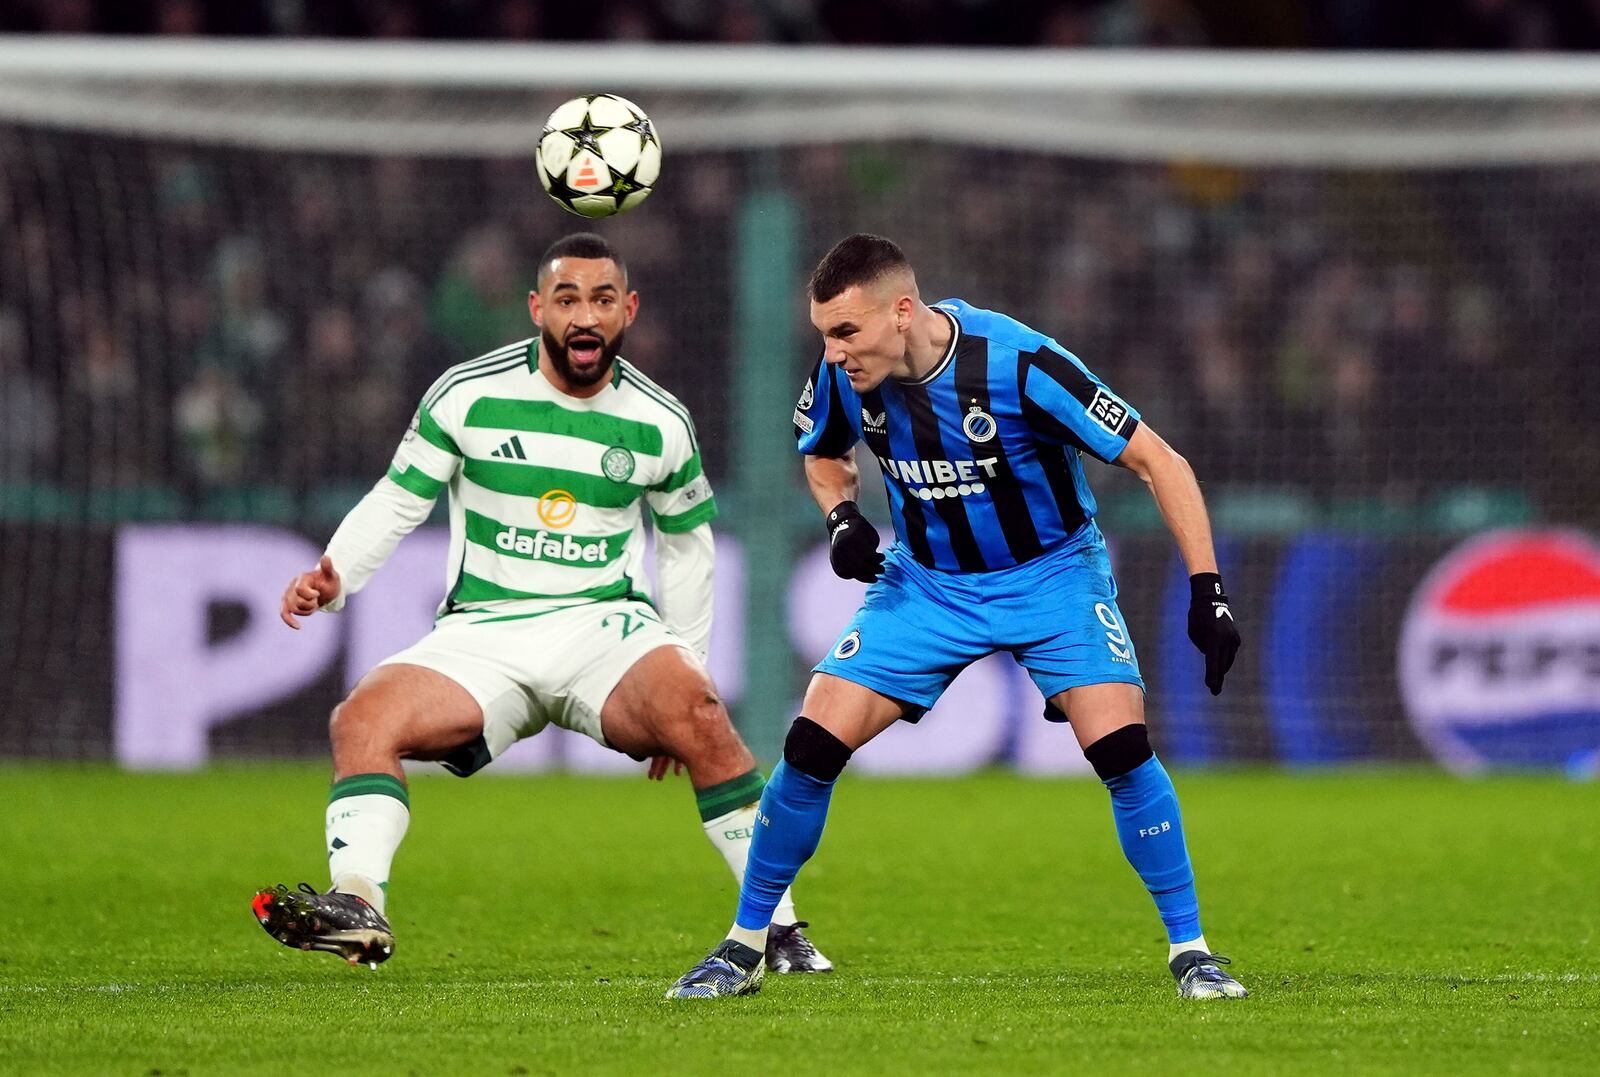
left=0, top=766, right=1595, bottom=1075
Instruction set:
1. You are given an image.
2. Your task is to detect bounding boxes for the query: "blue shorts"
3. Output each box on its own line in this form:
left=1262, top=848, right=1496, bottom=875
left=814, top=527, right=1144, bottom=719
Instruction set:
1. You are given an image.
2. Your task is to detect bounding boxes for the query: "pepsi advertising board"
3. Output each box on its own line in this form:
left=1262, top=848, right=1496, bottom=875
left=1399, top=531, right=1600, bottom=773
left=1, top=523, right=1597, bottom=774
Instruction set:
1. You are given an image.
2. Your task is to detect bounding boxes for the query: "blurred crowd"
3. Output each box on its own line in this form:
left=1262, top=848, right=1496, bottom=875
left=0, top=134, right=1595, bottom=523
left=810, top=147, right=1590, bottom=513
left=0, top=137, right=737, bottom=504
left=3, top=0, right=1600, bottom=50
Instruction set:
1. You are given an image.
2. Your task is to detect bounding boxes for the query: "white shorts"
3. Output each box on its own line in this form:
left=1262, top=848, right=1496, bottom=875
left=377, top=599, right=688, bottom=775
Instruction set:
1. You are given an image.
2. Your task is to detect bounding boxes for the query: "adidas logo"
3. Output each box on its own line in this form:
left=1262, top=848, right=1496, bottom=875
left=490, top=436, right=528, bottom=460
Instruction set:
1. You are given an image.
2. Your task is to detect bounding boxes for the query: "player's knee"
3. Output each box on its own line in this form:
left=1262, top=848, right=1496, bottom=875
left=328, top=700, right=357, bottom=746
left=657, top=691, right=738, bottom=754
left=1082, top=723, right=1153, bottom=782
left=329, top=697, right=385, bottom=751
left=690, top=689, right=728, bottom=721
left=783, top=717, right=853, bottom=783
left=674, top=690, right=730, bottom=735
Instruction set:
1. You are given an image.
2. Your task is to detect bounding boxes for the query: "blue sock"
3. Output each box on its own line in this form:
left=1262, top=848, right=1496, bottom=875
left=734, top=759, right=835, bottom=931
left=1104, top=755, right=1202, bottom=943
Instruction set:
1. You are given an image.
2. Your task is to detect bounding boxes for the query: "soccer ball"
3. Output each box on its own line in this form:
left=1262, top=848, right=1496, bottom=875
left=537, top=94, right=661, bottom=219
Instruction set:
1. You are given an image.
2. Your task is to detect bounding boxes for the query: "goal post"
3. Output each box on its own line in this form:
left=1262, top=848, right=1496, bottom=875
left=6, top=40, right=1600, bottom=161
left=1, top=38, right=1595, bottom=772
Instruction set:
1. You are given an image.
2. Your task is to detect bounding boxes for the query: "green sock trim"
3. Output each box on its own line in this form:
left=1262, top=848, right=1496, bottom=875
left=695, top=769, right=766, bottom=822
left=329, top=773, right=410, bottom=809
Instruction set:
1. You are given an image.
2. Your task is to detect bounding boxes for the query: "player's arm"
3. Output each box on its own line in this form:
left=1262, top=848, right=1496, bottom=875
left=1022, top=342, right=1239, bottom=693
left=653, top=523, right=714, bottom=659
left=281, top=401, right=459, bottom=628
left=804, top=451, right=884, bottom=584
left=804, top=450, right=859, bottom=515
left=1115, top=423, right=1240, bottom=695
left=645, top=419, right=719, bottom=658
left=795, top=359, right=882, bottom=583
left=1115, top=423, right=1217, bottom=577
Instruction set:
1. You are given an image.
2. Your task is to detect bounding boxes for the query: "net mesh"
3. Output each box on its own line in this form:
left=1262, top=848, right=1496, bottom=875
left=2, top=49, right=1597, bottom=766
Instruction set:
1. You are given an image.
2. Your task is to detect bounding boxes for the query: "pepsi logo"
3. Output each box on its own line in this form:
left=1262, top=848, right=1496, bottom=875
left=1399, top=530, right=1600, bottom=772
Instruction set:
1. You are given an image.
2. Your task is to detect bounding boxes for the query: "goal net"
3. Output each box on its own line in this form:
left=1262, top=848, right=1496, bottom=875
left=2, top=40, right=1596, bottom=772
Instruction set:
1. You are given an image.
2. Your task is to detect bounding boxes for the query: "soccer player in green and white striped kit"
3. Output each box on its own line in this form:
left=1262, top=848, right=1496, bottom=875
left=252, top=233, right=829, bottom=975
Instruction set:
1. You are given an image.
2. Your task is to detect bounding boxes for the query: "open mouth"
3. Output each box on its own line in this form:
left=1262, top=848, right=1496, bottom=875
left=567, top=333, right=604, bottom=365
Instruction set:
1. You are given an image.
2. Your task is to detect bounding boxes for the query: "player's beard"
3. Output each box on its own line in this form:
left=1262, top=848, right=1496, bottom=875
left=543, top=325, right=624, bottom=388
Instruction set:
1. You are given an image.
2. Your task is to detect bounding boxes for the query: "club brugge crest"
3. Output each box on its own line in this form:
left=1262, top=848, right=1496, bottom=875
left=833, top=629, right=861, bottom=660
left=1398, top=530, right=1600, bottom=772
left=962, top=405, right=996, bottom=443
left=601, top=445, right=635, bottom=483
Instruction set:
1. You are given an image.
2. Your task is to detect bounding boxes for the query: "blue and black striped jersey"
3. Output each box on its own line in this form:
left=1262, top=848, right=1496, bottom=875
left=794, top=298, right=1140, bottom=573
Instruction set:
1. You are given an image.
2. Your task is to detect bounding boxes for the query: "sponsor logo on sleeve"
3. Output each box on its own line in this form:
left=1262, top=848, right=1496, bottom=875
left=793, top=408, right=815, bottom=434
left=797, top=378, right=814, bottom=411
left=680, top=475, right=712, bottom=505
left=1086, top=388, right=1130, bottom=437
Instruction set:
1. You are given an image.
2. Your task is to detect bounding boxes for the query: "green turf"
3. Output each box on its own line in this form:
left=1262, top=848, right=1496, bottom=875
left=1, top=766, right=1596, bottom=1075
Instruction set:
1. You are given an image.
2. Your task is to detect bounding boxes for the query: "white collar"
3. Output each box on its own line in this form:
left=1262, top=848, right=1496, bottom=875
left=900, top=307, right=959, bottom=386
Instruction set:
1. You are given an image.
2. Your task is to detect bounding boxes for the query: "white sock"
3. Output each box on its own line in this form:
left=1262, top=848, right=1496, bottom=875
left=702, top=802, right=799, bottom=927
left=727, top=923, right=767, bottom=950
left=1169, top=935, right=1210, bottom=962
left=332, top=872, right=386, bottom=912
left=326, top=789, right=410, bottom=917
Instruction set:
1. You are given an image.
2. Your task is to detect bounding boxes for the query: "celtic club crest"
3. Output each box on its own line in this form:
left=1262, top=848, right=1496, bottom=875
left=601, top=445, right=636, bottom=483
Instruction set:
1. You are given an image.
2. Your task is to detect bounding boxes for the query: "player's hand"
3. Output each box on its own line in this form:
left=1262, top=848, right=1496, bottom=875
left=826, top=500, right=884, bottom=583
left=280, top=555, right=341, bottom=630
left=1186, top=572, right=1240, bottom=696
left=647, top=755, right=686, bottom=781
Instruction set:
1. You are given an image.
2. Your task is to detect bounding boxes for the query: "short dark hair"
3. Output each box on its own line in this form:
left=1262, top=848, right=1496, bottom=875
left=537, top=232, right=627, bottom=287
left=809, top=233, right=911, bottom=303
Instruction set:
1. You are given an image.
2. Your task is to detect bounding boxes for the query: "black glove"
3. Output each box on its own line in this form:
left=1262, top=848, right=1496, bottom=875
left=826, top=500, right=884, bottom=583
left=1187, top=572, right=1241, bottom=696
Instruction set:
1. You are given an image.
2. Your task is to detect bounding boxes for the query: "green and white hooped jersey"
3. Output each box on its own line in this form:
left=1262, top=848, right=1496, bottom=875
left=387, top=339, right=716, bottom=620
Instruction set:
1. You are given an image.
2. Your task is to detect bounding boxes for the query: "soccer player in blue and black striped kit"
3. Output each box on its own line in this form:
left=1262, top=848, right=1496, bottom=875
left=668, top=234, right=1246, bottom=1001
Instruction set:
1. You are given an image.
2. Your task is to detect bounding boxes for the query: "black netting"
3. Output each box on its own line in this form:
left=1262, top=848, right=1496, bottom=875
left=2, top=121, right=1596, bottom=764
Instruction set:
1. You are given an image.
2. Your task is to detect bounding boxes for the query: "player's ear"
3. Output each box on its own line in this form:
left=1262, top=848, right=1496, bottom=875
left=527, top=290, right=542, bottom=328
left=894, top=294, right=914, bottom=333
left=624, top=289, right=640, bottom=326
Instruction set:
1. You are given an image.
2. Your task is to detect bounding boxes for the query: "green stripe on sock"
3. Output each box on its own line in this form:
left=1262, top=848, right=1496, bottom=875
left=695, top=769, right=766, bottom=822
left=330, top=773, right=410, bottom=809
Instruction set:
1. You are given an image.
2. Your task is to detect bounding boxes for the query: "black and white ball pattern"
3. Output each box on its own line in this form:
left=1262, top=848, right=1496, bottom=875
left=538, top=94, right=661, bottom=219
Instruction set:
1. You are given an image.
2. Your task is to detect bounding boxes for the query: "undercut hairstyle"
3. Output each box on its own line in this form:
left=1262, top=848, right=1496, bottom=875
left=808, top=233, right=912, bottom=303
left=537, top=232, right=627, bottom=287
